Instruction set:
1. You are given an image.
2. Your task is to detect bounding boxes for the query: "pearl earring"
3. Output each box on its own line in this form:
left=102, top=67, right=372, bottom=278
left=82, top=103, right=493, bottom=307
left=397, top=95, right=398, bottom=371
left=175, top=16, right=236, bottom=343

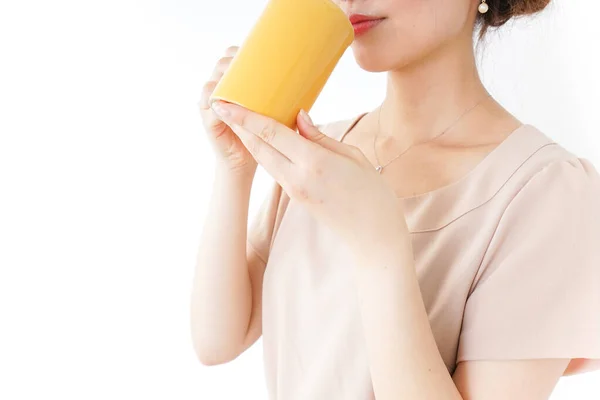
left=478, top=0, right=489, bottom=14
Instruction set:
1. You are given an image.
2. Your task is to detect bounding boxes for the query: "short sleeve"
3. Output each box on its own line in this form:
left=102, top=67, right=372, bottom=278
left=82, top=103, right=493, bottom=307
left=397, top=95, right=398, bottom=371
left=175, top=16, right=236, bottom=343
left=247, top=180, right=289, bottom=264
left=456, top=157, right=600, bottom=375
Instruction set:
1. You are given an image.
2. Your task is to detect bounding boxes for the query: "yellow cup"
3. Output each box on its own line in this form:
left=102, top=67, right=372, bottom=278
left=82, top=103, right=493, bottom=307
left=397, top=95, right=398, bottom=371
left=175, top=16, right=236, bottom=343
left=209, top=0, right=354, bottom=129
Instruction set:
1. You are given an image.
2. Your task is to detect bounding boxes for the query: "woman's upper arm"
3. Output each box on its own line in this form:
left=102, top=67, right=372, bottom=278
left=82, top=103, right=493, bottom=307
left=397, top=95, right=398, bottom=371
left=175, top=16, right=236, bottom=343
left=452, top=358, right=570, bottom=399
left=236, top=181, right=288, bottom=355
left=237, top=241, right=268, bottom=353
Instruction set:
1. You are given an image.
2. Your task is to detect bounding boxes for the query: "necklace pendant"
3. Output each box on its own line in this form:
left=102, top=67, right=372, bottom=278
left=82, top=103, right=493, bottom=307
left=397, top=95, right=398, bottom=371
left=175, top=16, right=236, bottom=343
left=375, top=165, right=383, bottom=173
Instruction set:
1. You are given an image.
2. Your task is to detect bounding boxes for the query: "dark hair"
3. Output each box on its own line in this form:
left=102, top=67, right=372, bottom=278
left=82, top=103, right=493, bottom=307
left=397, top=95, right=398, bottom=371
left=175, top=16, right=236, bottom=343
left=477, top=0, right=551, bottom=38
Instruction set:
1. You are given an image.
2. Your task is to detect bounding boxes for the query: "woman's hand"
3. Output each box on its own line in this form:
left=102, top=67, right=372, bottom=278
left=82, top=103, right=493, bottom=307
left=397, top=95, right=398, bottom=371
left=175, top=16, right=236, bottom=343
left=199, top=46, right=258, bottom=174
left=210, top=100, right=411, bottom=253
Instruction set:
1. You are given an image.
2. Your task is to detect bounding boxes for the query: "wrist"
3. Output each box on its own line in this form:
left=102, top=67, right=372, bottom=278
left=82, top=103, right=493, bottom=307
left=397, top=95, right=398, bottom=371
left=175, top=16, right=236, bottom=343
left=212, top=166, right=255, bottom=196
left=353, top=226, right=412, bottom=267
left=214, top=161, right=256, bottom=181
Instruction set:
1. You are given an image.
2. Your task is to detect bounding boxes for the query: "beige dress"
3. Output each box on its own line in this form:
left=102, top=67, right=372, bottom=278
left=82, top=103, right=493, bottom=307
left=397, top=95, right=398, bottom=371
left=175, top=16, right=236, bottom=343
left=247, top=113, right=600, bottom=399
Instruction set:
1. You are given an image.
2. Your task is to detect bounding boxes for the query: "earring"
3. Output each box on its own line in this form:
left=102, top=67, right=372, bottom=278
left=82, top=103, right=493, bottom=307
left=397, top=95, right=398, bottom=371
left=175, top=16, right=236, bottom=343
left=478, top=0, right=489, bottom=14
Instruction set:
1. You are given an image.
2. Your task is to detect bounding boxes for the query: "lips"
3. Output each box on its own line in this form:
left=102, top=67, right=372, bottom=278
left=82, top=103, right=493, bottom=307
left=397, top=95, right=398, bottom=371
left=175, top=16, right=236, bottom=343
left=348, top=14, right=385, bottom=36
left=348, top=14, right=384, bottom=25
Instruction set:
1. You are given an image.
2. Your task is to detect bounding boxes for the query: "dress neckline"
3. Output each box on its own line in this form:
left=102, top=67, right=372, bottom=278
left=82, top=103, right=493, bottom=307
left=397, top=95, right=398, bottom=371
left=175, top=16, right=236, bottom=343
left=340, top=111, right=529, bottom=200
left=336, top=112, right=557, bottom=232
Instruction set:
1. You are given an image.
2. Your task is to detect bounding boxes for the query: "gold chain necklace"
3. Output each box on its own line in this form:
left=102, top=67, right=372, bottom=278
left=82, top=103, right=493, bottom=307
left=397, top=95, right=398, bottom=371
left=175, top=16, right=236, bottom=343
left=373, top=93, right=492, bottom=174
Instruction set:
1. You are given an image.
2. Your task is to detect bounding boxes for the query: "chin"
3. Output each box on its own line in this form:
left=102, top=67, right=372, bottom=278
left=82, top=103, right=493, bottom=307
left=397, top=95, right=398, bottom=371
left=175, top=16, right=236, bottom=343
left=350, top=44, right=412, bottom=73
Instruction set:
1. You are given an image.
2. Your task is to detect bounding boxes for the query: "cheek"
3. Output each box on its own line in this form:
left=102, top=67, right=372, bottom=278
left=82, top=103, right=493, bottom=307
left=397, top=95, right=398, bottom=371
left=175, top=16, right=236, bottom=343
left=351, top=0, right=472, bottom=72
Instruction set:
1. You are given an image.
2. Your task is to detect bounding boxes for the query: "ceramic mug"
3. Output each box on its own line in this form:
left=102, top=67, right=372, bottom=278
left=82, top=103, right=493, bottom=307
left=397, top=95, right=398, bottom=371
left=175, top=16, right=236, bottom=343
left=210, top=0, right=354, bottom=129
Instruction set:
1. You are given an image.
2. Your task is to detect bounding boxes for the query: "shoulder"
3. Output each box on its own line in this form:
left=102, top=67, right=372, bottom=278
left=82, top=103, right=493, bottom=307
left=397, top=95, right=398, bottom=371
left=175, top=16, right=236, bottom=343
left=473, top=128, right=600, bottom=287
left=529, top=155, right=600, bottom=190
left=510, top=155, right=600, bottom=219
left=512, top=126, right=599, bottom=198
left=484, top=124, right=599, bottom=204
left=492, top=126, right=600, bottom=228
left=427, top=124, right=600, bottom=232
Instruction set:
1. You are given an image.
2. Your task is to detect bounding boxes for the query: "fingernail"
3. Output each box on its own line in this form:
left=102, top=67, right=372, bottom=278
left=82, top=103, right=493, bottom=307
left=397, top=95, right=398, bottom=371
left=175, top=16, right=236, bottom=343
left=211, top=101, right=231, bottom=118
left=299, top=109, right=314, bottom=127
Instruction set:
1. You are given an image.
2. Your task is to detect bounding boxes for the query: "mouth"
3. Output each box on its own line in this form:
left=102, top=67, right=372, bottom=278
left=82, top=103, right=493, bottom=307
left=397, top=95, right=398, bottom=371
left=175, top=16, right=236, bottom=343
left=348, top=14, right=386, bottom=36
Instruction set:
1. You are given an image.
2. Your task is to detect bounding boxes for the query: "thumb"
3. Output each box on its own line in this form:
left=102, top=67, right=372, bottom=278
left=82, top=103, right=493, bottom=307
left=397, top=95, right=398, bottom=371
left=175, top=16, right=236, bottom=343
left=297, top=109, right=352, bottom=156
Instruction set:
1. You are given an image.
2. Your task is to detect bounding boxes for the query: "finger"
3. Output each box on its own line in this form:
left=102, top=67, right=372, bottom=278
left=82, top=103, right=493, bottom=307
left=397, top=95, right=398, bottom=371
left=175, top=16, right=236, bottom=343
left=297, top=109, right=359, bottom=159
left=207, top=46, right=238, bottom=80
left=199, top=46, right=239, bottom=114
left=199, top=80, right=218, bottom=111
left=208, top=56, right=234, bottom=82
left=211, top=101, right=322, bottom=165
left=199, top=49, right=239, bottom=112
left=228, top=120, right=292, bottom=184
left=198, top=84, right=228, bottom=134
left=224, top=45, right=239, bottom=57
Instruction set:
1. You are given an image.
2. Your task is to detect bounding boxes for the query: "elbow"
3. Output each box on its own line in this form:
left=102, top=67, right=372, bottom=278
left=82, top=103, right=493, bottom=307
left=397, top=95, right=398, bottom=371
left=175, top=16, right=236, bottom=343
left=192, top=338, right=241, bottom=366
left=189, top=305, right=248, bottom=366
left=195, top=348, right=238, bottom=367
left=196, top=352, right=229, bottom=367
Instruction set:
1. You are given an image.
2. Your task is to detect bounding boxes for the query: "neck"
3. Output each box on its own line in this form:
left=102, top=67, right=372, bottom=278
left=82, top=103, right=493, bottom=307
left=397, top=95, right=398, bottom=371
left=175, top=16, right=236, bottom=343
left=381, top=32, right=489, bottom=143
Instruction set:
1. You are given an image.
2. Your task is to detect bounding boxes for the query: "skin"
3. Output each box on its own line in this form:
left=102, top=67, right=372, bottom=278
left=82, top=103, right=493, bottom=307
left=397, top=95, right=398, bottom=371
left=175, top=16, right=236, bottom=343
left=193, top=0, right=572, bottom=398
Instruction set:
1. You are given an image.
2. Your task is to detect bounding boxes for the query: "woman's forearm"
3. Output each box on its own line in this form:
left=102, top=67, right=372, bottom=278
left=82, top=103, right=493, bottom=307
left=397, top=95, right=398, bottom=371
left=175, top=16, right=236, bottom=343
left=353, top=235, right=463, bottom=400
left=191, top=166, right=256, bottom=364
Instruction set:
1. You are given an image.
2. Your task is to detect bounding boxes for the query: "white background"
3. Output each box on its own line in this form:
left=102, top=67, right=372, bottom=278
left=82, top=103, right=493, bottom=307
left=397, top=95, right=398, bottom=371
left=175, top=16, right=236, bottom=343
left=0, top=0, right=598, bottom=398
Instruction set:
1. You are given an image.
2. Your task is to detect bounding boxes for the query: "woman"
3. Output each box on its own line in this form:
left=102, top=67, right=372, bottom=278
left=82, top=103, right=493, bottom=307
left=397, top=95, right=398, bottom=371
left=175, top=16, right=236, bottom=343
left=192, top=0, right=600, bottom=398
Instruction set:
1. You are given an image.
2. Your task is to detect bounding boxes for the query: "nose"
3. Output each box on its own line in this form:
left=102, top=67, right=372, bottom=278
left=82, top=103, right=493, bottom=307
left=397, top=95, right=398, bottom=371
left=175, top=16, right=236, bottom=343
left=332, top=0, right=351, bottom=12
left=332, top=0, right=361, bottom=13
